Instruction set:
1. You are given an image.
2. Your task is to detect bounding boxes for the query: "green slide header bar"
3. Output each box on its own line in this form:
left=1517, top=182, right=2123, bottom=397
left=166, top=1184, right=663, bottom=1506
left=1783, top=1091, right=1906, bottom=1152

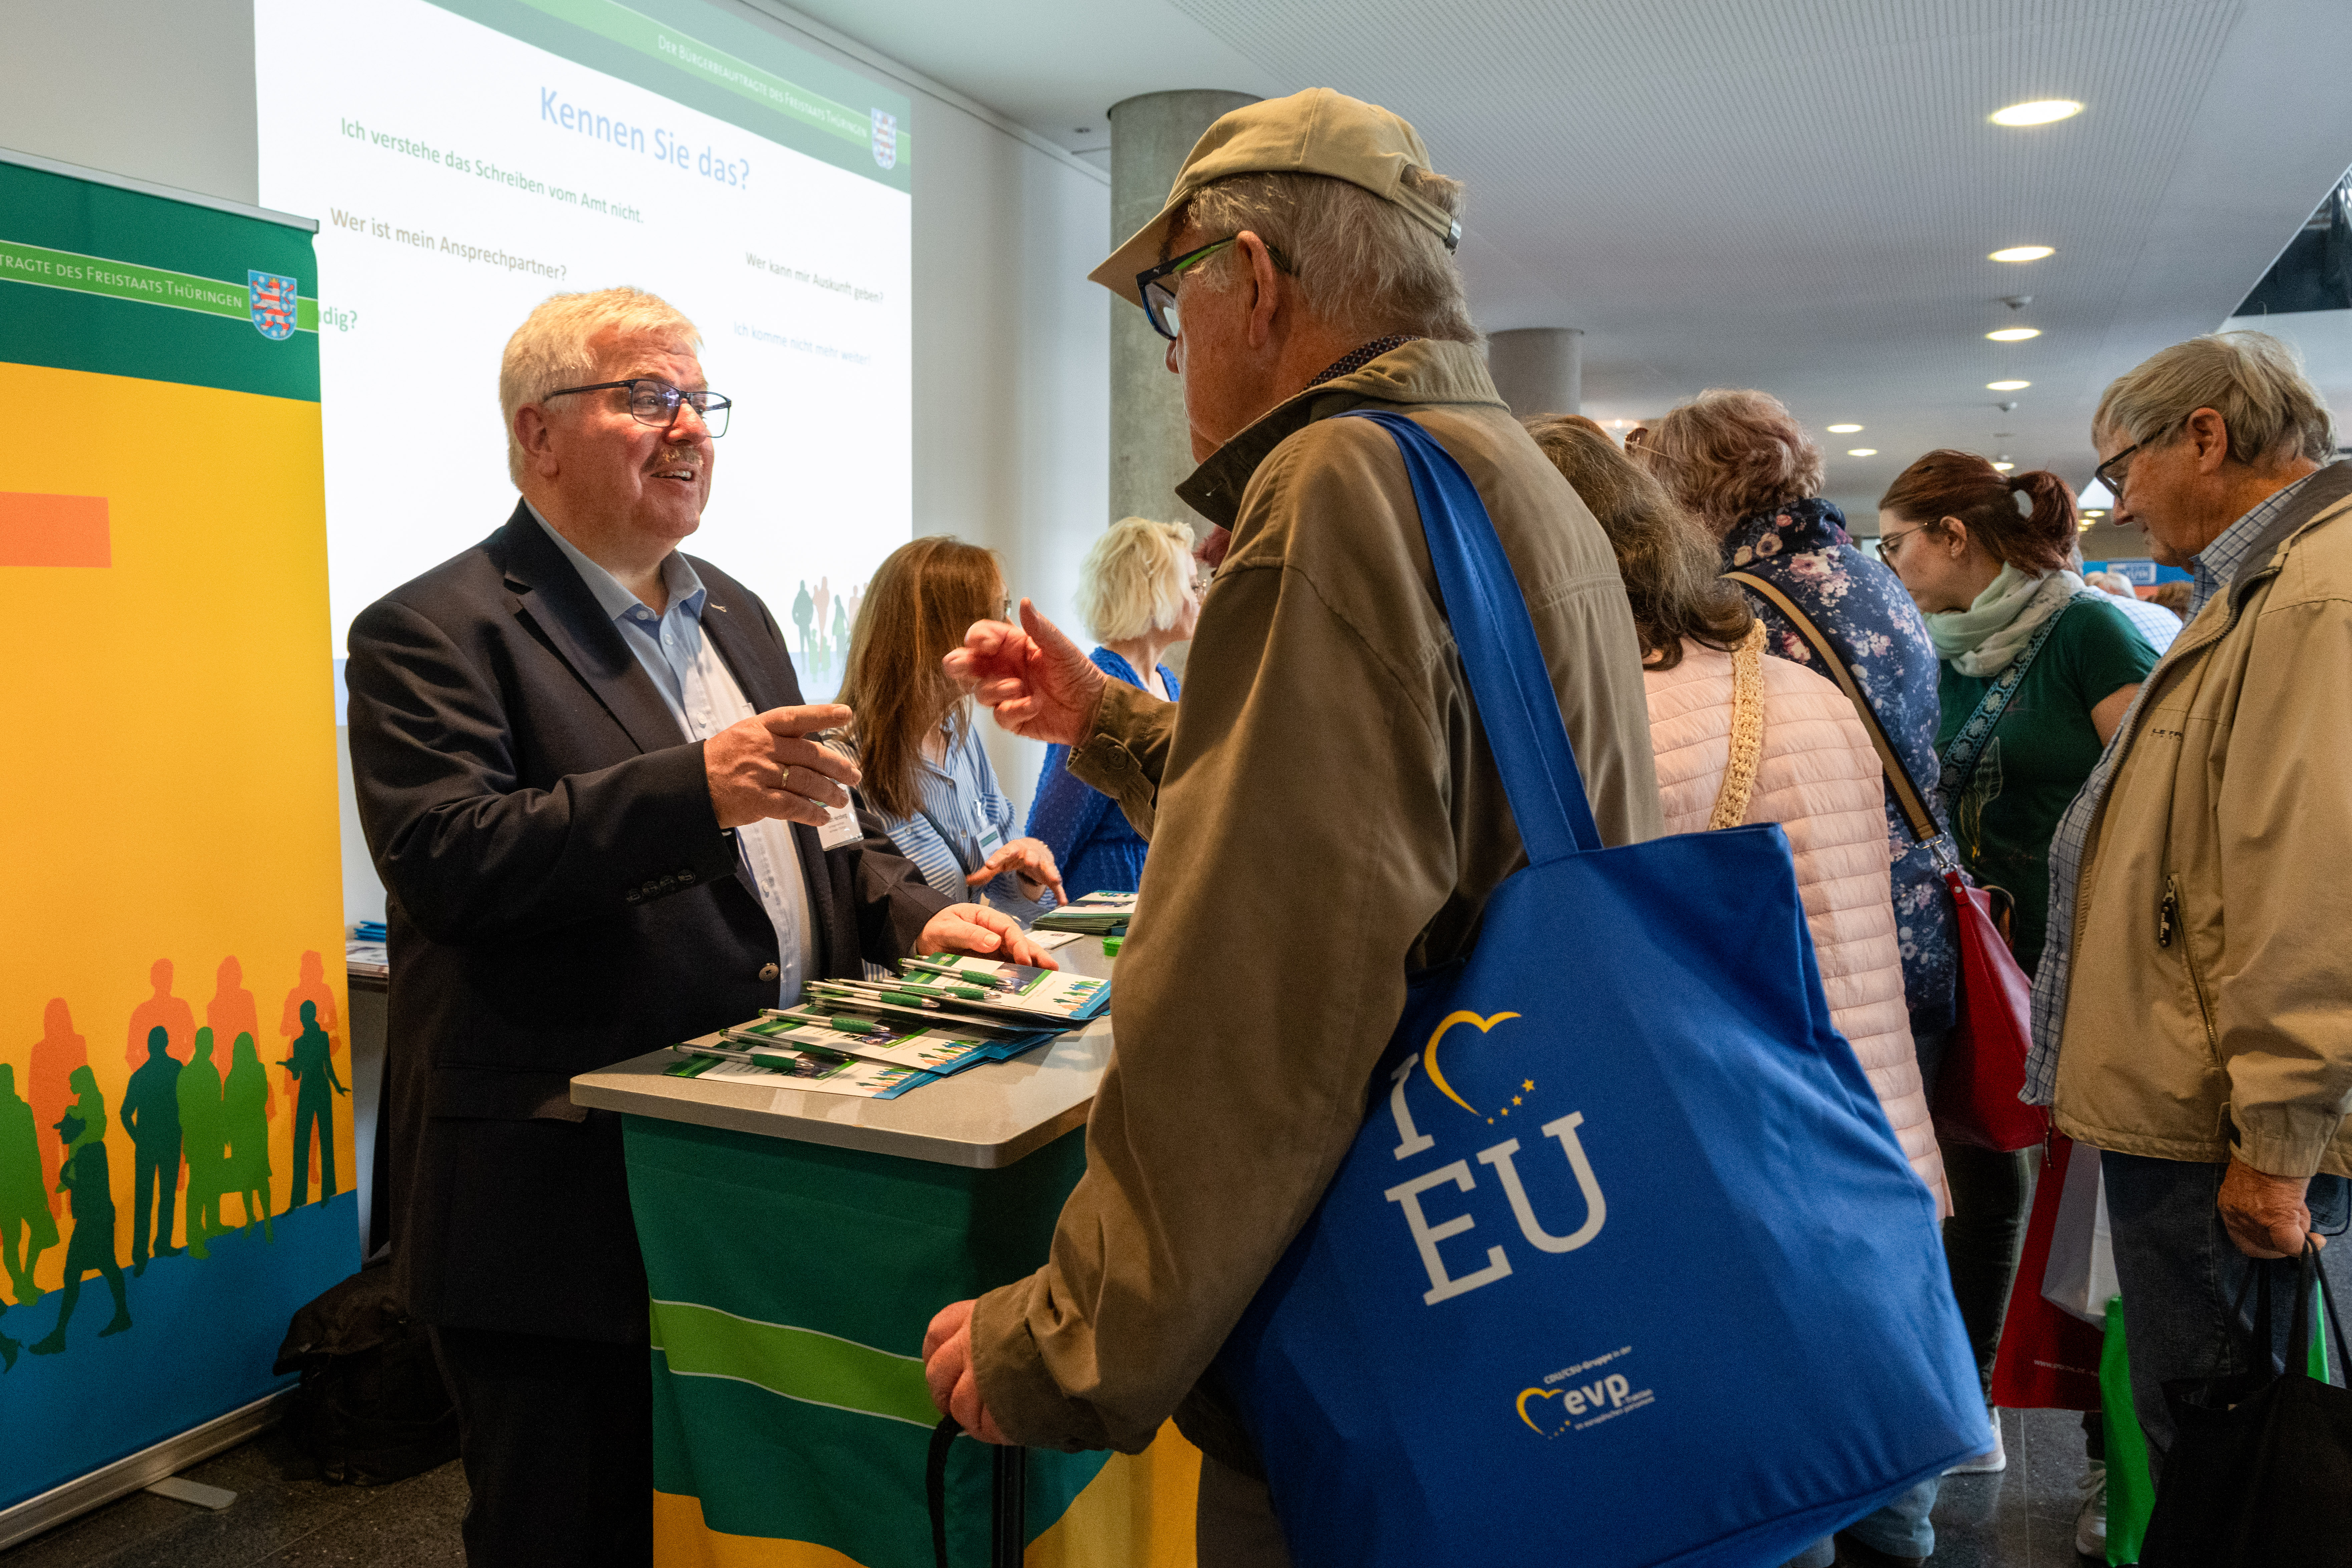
left=521, top=0, right=910, bottom=167
left=0, top=239, right=319, bottom=333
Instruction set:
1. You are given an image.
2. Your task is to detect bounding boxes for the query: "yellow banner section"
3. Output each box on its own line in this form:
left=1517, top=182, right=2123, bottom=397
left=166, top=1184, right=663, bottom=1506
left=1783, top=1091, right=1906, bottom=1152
left=652, top=1424, right=1202, bottom=1568
left=0, top=359, right=344, bottom=1298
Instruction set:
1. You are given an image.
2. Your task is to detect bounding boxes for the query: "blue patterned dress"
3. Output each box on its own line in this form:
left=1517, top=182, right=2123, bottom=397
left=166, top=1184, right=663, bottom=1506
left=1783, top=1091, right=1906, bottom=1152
left=1024, top=647, right=1179, bottom=898
left=1724, top=500, right=1959, bottom=1042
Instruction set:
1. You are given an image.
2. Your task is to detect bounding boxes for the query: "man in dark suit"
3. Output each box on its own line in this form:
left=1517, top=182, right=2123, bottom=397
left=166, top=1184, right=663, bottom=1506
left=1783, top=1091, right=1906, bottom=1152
left=346, top=287, right=1047, bottom=1566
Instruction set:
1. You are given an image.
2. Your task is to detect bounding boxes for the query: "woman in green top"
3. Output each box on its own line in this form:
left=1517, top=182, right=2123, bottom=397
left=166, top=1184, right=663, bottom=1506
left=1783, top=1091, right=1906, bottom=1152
left=1878, top=449, right=2156, bottom=1534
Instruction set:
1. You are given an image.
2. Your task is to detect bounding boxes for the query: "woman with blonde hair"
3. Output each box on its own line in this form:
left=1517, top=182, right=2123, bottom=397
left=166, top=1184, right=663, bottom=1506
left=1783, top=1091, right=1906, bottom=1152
left=1024, top=518, right=1202, bottom=896
left=839, top=537, right=1064, bottom=916
left=1531, top=415, right=1952, bottom=1568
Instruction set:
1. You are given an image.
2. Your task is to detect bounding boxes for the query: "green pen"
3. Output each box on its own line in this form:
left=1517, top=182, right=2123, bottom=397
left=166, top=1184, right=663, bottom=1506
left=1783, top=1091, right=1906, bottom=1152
left=904, top=978, right=994, bottom=1002
left=902, top=958, right=1013, bottom=992
left=750, top=1012, right=882, bottom=1035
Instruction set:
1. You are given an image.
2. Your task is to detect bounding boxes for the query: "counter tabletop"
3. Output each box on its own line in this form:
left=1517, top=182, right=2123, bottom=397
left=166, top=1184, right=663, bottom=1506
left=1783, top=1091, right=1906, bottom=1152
left=569, top=938, right=1114, bottom=1169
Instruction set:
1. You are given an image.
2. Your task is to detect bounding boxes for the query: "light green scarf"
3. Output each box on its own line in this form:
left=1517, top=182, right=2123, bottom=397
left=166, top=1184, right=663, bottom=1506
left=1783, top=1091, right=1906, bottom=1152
left=1926, top=564, right=2083, bottom=677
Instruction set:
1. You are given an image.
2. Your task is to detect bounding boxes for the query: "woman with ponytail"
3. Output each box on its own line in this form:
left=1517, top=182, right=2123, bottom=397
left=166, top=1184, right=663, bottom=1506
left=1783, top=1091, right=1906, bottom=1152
left=1876, top=450, right=2159, bottom=1536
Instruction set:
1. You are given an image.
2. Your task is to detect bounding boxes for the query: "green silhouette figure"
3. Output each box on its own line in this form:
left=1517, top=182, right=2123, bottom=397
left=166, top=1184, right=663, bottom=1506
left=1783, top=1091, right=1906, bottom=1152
left=61, top=1065, right=105, bottom=1148
left=29, top=1109, right=131, bottom=1353
left=830, top=596, right=849, bottom=669
left=792, top=580, right=814, bottom=660
left=122, top=1026, right=184, bottom=1274
left=279, top=1001, right=346, bottom=1205
left=178, top=1027, right=228, bottom=1260
left=0, top=1064, right=58, bottom=1318
left=223, top=1032, right=274, bottom=1241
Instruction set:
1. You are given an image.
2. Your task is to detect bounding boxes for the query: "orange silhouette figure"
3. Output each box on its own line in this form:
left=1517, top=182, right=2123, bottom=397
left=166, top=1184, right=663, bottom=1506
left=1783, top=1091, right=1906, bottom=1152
left=29, top=999, right=86, bottom=1224
left=125, top=958, right=196, bottom=1070
left=210, top=955, right=272, bottom=1122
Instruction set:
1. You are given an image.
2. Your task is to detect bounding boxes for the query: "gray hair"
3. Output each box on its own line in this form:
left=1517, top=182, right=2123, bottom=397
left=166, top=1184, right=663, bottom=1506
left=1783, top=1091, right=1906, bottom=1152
left=2095, top=330, right=2334, bottom=470
left=498, top=287, right=701, bottom=485
left=1175, top=170, right=1478, bottom=345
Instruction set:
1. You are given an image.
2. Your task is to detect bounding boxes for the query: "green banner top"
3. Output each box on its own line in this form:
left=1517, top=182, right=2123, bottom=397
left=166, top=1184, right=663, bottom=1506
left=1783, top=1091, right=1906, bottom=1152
left=429, top=0, right=913, bottom=196
left=0, top=160, right=320, bottom=402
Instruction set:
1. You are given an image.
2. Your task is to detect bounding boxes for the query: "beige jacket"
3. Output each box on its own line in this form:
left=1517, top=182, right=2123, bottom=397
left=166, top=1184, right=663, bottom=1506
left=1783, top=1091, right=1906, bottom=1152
left=1647, top=641, right=1950, bottom=1215
left=969, top=341, right=1663, bottom=1462
left=2051, top=463, right=2352, bottom=1179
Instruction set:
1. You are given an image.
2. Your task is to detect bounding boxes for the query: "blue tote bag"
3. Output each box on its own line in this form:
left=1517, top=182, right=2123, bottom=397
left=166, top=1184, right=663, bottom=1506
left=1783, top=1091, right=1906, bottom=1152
left=1215, top=411, right=1985, bottom=1568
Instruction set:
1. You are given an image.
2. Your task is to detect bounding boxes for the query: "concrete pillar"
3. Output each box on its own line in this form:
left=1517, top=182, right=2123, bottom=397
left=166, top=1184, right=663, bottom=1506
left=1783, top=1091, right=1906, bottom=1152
left=1486, top=328, right=1584, bottom=418
left=1107, top=90, right=1258, bottom=536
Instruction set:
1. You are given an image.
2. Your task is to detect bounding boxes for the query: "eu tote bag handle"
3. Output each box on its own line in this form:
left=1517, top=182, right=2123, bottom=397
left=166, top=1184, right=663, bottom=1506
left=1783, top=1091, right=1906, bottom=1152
left=1340, top=410, right=1604, bottom=863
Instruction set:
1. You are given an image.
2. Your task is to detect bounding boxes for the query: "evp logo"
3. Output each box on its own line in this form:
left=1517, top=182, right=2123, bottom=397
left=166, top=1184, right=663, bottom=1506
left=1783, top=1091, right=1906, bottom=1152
left=1380, top=1009, right=1607, bottom=1306
left=1516, top=1369, right=1655, bottom=1437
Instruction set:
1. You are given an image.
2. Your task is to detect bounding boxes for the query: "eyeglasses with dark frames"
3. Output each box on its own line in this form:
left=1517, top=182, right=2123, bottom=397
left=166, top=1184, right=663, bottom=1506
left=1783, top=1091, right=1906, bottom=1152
left=543, top=377, right=732, bottom=438
left=1136, top=235, right=1293, bottom=342
left=2092, top=417, right=2186, bottom=500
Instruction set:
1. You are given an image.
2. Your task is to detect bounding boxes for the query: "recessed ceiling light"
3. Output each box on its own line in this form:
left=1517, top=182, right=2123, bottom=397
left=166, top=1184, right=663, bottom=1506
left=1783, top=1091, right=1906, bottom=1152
left=1990, top=100, right=2082, bottom=127
left=1987, top=379, right=2032, bottom=391
left=1846, top=448, right=1878, bottom=457
left=1826, top=423, right=1864, bottom=434
left=2081, top=509, right=2107, bottom=519
left=1992, top=461, right=2017, bottom=472
left=1990, top=245, right=2056, bottom=263
left=1987, top=327, right=2041, bottom=342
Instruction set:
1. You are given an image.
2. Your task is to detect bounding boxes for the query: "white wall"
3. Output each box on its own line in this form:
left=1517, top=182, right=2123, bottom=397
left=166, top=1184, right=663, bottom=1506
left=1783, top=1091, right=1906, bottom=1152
left=0, top=0, right=1110, bottom=920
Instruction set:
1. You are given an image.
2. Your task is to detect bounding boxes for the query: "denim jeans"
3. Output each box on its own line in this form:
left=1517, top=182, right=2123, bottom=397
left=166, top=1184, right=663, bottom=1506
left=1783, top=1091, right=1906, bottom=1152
left=2099, top=1149, right=2352, bottom=1475
left=1777, top=1476, right=1938, bottom=1566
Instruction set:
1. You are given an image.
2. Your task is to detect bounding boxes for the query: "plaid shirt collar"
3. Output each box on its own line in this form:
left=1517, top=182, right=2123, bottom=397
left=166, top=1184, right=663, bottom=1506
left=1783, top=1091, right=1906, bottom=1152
left=2188, top=469, right=2319, bottom=616
left=1306, top=335, right=1420, bottom=390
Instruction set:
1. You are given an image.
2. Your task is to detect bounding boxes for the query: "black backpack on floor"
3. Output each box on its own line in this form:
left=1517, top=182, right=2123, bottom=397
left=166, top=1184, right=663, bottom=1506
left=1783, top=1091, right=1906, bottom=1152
left=274, top=1258, right=460, bottom=1485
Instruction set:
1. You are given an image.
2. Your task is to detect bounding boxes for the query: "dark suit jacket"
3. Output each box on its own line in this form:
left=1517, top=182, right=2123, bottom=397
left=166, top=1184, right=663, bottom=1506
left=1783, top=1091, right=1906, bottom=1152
left=347, top=502, right=949, bottom=1342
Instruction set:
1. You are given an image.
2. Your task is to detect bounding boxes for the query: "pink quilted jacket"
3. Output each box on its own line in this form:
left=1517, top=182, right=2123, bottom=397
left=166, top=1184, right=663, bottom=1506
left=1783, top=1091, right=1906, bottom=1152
left=1645, top=640, right=1952, bottom=1216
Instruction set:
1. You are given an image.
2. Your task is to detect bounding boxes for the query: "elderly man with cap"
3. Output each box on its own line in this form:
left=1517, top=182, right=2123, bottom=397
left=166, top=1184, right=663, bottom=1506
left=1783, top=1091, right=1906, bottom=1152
left=920, top=90, right=1660, bottom=1561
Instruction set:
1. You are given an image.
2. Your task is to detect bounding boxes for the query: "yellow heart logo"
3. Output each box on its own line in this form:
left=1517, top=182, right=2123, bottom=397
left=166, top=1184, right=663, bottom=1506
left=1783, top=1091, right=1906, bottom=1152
left=1423, top=1010, right=1521, bottom=1116
left=1516, top=1386, right=1567, bottom=1436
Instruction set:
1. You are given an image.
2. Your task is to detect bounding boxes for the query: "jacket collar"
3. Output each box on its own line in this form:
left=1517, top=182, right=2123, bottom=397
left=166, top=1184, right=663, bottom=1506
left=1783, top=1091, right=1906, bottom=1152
left=490, top=499, right=684, bottom=756
left=1175, top=338, right=1506, bottom=529
left=2226, top=458, right=2352, bottom=612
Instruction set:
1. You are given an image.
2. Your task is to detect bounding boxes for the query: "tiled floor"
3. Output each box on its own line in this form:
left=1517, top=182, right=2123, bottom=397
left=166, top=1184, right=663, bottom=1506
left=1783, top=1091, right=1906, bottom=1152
left=8, top=1414, right=2102, bottom=1568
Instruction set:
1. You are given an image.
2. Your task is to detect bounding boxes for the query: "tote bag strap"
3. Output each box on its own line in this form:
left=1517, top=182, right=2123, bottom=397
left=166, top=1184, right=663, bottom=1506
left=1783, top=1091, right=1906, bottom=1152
left=1708, top=622, right=1768, bottom=831
left=1936, top=592, right=2097, bottom=805
left=1338, top=410, right=1603, bottom=862
left=1724, top=570, right=1941, bottom=849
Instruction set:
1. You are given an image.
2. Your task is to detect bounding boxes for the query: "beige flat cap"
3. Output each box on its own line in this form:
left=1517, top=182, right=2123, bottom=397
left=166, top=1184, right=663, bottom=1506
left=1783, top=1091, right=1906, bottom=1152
left=1089, top=87, right=1462, bottom=310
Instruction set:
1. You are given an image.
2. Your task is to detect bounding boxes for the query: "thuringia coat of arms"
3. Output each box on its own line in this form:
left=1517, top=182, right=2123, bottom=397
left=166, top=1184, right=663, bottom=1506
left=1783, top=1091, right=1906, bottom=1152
left=248, top=270, right=298, bottom=340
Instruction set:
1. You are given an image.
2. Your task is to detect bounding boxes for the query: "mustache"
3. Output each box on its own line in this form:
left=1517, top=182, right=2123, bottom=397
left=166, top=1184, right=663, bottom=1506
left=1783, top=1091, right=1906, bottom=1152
left=649, top=445, right=704, bottom=471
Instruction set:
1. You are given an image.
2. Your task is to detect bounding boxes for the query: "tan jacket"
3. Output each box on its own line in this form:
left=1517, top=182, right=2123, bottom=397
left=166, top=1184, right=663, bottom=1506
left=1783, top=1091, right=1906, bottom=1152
left=2052, top=463, right=2352, bottom=1179
left=969, top=341, right=1663, bottom=1461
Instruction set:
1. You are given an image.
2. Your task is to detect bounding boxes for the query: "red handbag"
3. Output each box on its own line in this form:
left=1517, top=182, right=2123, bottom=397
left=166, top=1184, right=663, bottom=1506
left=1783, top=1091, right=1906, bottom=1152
left=1933, top=870, right=2049, bottom=1151
left=1987, top=1133, right=2105, bottom=1410
left=1724, top=573, right=2051, bottom=1155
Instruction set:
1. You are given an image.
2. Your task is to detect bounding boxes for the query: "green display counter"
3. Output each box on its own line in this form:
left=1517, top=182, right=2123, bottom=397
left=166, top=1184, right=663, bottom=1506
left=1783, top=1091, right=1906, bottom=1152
left=573, top=944, right=1201, bottom=1568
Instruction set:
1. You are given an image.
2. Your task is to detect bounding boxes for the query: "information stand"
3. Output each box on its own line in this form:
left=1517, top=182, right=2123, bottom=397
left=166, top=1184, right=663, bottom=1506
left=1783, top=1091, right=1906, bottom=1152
left=572, top=945, right=1201, bottom=1567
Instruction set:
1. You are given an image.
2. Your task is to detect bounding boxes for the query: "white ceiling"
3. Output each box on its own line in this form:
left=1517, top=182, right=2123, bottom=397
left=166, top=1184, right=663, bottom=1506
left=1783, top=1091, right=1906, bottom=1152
left=780, top=0, right=2352, bottom=530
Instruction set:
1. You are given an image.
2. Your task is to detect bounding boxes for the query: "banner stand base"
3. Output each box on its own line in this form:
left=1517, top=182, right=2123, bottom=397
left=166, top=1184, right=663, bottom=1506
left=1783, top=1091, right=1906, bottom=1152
left=0, top=1389, right=292, bottom=1552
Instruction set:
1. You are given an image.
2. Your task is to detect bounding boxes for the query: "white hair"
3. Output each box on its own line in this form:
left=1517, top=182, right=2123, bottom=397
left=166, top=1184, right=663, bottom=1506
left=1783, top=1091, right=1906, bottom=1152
left=1076, top=517, right=1196, bottom=643
left=1178, top=169, right=1478, bottom=345
left=498, top=286, right=701, bottom=485
left=2095, top=330, right=2334, bottom=470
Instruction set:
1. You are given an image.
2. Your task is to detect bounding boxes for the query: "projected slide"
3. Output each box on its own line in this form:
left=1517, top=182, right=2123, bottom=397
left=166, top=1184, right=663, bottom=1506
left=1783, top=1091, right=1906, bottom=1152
left=257, top=0, right=911, bottom=695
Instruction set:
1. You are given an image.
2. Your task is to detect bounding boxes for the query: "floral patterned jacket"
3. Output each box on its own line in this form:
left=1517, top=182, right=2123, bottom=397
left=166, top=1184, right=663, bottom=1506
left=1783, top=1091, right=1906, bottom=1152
left=1723, top=499, right=1958, bottom=1042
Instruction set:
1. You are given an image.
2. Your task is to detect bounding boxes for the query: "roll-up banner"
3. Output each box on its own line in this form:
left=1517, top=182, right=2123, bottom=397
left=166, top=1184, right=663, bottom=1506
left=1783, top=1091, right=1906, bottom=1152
left=0, top=151, right=351, bottom=1516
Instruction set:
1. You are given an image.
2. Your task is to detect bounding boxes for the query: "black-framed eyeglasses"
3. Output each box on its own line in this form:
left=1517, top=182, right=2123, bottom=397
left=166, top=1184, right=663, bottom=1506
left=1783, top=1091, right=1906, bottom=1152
left=1136, top=235, right=1293, bottom=342
left=1878, top=525, right=1927, bottom=563
left=543, top=378, right=732, bottom=438
left=2092, top=417, right=2185, bottom=499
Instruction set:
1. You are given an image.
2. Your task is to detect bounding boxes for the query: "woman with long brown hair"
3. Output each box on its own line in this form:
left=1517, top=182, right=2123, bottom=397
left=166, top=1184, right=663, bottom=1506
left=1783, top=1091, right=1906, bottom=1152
left=839, top=537, right=1065, bottom=916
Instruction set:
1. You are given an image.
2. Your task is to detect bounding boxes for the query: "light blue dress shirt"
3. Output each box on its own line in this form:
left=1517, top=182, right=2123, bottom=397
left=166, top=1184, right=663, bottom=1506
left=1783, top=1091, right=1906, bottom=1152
left=867, top=715, right=1059, bottom=925
left=530, top=504, right=820, bottom=1003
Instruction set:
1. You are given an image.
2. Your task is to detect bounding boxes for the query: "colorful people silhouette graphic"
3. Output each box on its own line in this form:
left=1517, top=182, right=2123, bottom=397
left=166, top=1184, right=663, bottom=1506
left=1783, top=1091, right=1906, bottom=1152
left=211, top=955, right=271, bottom=1121
left=125, top=958, right=195, bottom=1071
left=30, top=1108, right=131, bottom=1353
left=122, top=1026, right=185, bottom=1273
left=0, top=1063, right=57, bottom=1312
left=30, top=998, right=88, bottom=1208
left=280, top=1000, right=346, bottom=1205
left=178, top=1027, right=229, bottom=1260
left=223, top=1033, right=274, bottom=1241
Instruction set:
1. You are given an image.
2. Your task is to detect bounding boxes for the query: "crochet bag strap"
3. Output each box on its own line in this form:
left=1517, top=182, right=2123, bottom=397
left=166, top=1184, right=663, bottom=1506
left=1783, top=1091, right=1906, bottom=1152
left=1708, top=622, right=1768, bottom=831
